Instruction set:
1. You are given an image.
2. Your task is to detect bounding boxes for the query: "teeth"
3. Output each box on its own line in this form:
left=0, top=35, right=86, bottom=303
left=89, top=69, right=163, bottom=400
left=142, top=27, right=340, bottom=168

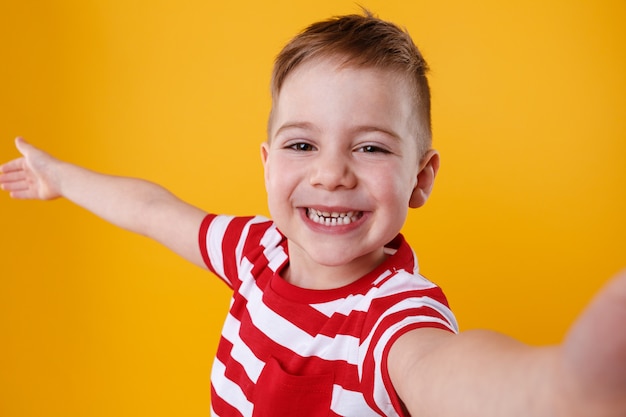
left=307, top=208, right=361, bottom=226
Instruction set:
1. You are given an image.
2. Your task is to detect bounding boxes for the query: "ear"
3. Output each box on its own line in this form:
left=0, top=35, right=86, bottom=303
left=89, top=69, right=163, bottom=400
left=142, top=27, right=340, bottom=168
left=409, top=150, right=440, bottom=208
left=260, top=141, right=270, bottom=184
left=261, top=141, right=269, bottom=164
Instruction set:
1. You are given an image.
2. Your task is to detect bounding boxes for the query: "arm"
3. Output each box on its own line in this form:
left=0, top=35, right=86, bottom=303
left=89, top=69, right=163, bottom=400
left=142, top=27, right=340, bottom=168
left=0, top=137, right=208, bottom=267
left=389, top=270, right=626, bottom=417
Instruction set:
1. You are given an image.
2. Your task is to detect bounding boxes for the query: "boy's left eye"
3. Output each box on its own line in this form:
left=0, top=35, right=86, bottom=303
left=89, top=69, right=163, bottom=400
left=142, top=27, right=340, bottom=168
left=358, top=145, right=389, bottom=153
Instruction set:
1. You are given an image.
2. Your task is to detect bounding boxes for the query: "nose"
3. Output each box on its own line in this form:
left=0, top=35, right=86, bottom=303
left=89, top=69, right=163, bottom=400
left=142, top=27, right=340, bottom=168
left=309, top=149, right=357, bottom=190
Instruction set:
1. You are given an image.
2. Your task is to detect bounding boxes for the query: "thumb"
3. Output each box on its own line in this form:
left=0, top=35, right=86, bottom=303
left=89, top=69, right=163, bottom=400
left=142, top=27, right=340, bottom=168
left=14, top=136, right=32, bottom=155
left=14, top=137, right=46, bottom=162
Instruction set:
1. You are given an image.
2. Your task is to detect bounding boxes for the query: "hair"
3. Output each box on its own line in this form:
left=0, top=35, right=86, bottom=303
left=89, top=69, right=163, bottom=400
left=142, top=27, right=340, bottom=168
left=269, top=10, right=433, bottom=156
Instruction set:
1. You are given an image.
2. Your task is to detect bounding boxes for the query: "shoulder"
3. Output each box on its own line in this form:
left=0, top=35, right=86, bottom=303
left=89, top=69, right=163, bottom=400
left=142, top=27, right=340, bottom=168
left=386, top=327, right=455, bottom=412
left=364, top=267, right=458, bottom=335
left=199, top=214, right=286, bottom=281
left=200, top=214, right=282, bottom=253
left=200, top=214, right=274, bottom=239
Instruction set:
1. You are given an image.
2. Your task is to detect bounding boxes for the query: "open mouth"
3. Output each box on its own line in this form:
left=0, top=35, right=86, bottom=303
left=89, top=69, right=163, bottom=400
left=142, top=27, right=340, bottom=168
left=306, top=208, right=363, bottom=226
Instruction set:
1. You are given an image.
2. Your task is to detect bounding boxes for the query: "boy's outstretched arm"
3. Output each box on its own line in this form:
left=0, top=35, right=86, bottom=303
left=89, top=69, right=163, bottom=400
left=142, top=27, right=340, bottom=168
left=389, top=270, right=626, bottom=417
left=0, top=138, right=208, bottom=267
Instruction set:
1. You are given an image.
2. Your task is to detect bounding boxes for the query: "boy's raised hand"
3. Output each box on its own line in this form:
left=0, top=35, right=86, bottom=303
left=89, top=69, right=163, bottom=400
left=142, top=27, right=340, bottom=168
left=558, top=269, right=626, bottom=416
left=1, top=137, right=207, bottom=267
left=0, top=137, right=61, bottom=200
left=389, top=270, right=626, bottom=417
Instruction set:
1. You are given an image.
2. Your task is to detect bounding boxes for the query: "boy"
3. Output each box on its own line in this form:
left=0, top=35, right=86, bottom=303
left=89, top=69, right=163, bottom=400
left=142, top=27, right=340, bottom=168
left=1, top=11, right=625, bottom=417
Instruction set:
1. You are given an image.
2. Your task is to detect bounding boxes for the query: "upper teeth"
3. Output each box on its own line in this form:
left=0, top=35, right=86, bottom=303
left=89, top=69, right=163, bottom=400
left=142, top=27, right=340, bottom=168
left=307, top=209, right=360, bottom=226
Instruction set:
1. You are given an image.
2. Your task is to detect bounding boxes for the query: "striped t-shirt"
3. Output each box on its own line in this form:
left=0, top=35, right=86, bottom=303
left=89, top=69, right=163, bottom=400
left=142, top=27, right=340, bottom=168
left=199, top=214, right=458, bottom=417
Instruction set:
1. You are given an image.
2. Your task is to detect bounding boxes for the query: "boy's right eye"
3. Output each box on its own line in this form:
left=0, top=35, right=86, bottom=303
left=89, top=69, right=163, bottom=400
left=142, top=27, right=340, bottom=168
left=288, top=142, right=316, bottom=152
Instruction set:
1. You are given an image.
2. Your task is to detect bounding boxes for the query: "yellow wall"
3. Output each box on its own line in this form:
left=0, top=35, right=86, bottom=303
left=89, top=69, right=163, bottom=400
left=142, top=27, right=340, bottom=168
left=1, top=1, right=624, bottom=415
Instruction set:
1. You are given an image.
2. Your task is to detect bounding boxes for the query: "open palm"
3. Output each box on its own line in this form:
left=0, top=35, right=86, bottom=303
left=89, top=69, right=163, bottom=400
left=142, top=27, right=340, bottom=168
left=0, top=137, right=61, bottom=200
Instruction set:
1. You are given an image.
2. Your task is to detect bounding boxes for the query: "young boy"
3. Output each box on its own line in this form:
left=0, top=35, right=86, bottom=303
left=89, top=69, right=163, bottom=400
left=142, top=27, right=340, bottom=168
left=1, top=11, right=625, bottom=417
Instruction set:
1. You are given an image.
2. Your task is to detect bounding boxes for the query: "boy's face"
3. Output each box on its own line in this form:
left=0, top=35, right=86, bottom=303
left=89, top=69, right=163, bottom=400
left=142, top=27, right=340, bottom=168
left=262, top=58, right=437, bottom=288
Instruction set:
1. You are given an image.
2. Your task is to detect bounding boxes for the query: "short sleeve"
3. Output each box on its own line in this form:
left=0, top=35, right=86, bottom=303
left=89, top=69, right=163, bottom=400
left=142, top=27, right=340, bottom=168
left=359, top=277, right=458, bottom=416
left=198, top=214, right=283, bottom=290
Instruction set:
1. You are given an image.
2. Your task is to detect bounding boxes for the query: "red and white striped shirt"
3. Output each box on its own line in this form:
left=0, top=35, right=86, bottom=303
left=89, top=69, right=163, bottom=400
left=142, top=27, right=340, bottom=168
left=199, top=214, right=457, bottom=417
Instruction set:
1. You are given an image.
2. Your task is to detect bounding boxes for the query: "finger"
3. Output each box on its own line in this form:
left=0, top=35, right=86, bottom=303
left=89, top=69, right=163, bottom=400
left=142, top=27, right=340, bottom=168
left=0, top=170, right=27, bottom=183
left=8, top=189, right=39, bottom=200
left=14, top=136, right=28, bottom=150
left=1, top=183, right=36, bottom=200
left=0, top=157, right=26, bottom=174
left=0, top=179, right=30, bottom=192
left=15, top=137, right=37, bottom=157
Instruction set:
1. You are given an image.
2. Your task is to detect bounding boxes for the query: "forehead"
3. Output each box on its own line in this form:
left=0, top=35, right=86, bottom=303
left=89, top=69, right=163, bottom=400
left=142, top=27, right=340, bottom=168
left=270, top=58, right=418, bottom=139
left=277, top=57, right=416, bottom=106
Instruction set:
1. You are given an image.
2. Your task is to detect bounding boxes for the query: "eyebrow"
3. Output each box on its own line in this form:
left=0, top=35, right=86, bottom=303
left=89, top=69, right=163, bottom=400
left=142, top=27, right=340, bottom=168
left=274, top=121, right=402, bottom=141
left=274, top=121, right=317, bottom=138
left=352, top=125, right=402, bottom=141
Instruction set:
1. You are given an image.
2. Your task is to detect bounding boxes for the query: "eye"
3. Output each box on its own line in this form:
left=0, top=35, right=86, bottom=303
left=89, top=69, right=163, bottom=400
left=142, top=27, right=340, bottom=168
left=289, top=142, right=316, bottom=152
left=358, top=145, right=390, bottom=153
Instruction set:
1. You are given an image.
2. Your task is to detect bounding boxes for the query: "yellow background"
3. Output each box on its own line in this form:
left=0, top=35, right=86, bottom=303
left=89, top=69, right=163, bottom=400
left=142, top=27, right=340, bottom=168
left=1, top=1, right=624, bottom=415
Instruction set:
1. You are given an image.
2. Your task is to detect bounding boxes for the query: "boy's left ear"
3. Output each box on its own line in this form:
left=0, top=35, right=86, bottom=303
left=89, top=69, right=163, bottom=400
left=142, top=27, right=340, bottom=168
left=409, top=150, right=440, bottom=208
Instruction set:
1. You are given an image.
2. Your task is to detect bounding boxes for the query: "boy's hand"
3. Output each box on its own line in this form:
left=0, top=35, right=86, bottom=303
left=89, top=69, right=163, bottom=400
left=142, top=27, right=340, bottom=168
left=557, top=269, right=626, bottom=417
left=2, top=137, right=207, bottom=267
left=390, top=270, right=626, bottom=417
left=0, top=137, right=61, bottom=200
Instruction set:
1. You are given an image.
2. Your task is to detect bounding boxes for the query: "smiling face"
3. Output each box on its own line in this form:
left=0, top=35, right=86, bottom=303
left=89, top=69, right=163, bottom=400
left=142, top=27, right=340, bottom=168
left=262, top=58, right=438, bottom=289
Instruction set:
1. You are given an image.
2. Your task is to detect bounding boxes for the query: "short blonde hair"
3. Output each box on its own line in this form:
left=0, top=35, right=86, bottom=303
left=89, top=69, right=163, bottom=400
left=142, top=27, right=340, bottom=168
left=269, top=10, right=432, bottom=156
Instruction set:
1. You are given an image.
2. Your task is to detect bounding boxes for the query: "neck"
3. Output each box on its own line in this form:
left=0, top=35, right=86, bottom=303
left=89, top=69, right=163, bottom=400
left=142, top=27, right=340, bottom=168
left=283, top=243, right=388, bottom=290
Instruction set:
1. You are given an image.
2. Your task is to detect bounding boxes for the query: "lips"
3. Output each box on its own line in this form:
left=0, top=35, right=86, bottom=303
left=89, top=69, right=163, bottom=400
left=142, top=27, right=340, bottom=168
left=306, top=208, right=363, bottom=226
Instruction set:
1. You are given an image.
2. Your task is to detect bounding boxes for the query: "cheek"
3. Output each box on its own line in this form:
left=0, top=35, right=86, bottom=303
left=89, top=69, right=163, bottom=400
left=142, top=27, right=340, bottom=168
left=264, top=160, right=298, bottom=206
left=265, top=183, right=286, bottom=227
left=366, top=167, right=413, bottom=206
left=264, top=175, right=283, bottom=209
